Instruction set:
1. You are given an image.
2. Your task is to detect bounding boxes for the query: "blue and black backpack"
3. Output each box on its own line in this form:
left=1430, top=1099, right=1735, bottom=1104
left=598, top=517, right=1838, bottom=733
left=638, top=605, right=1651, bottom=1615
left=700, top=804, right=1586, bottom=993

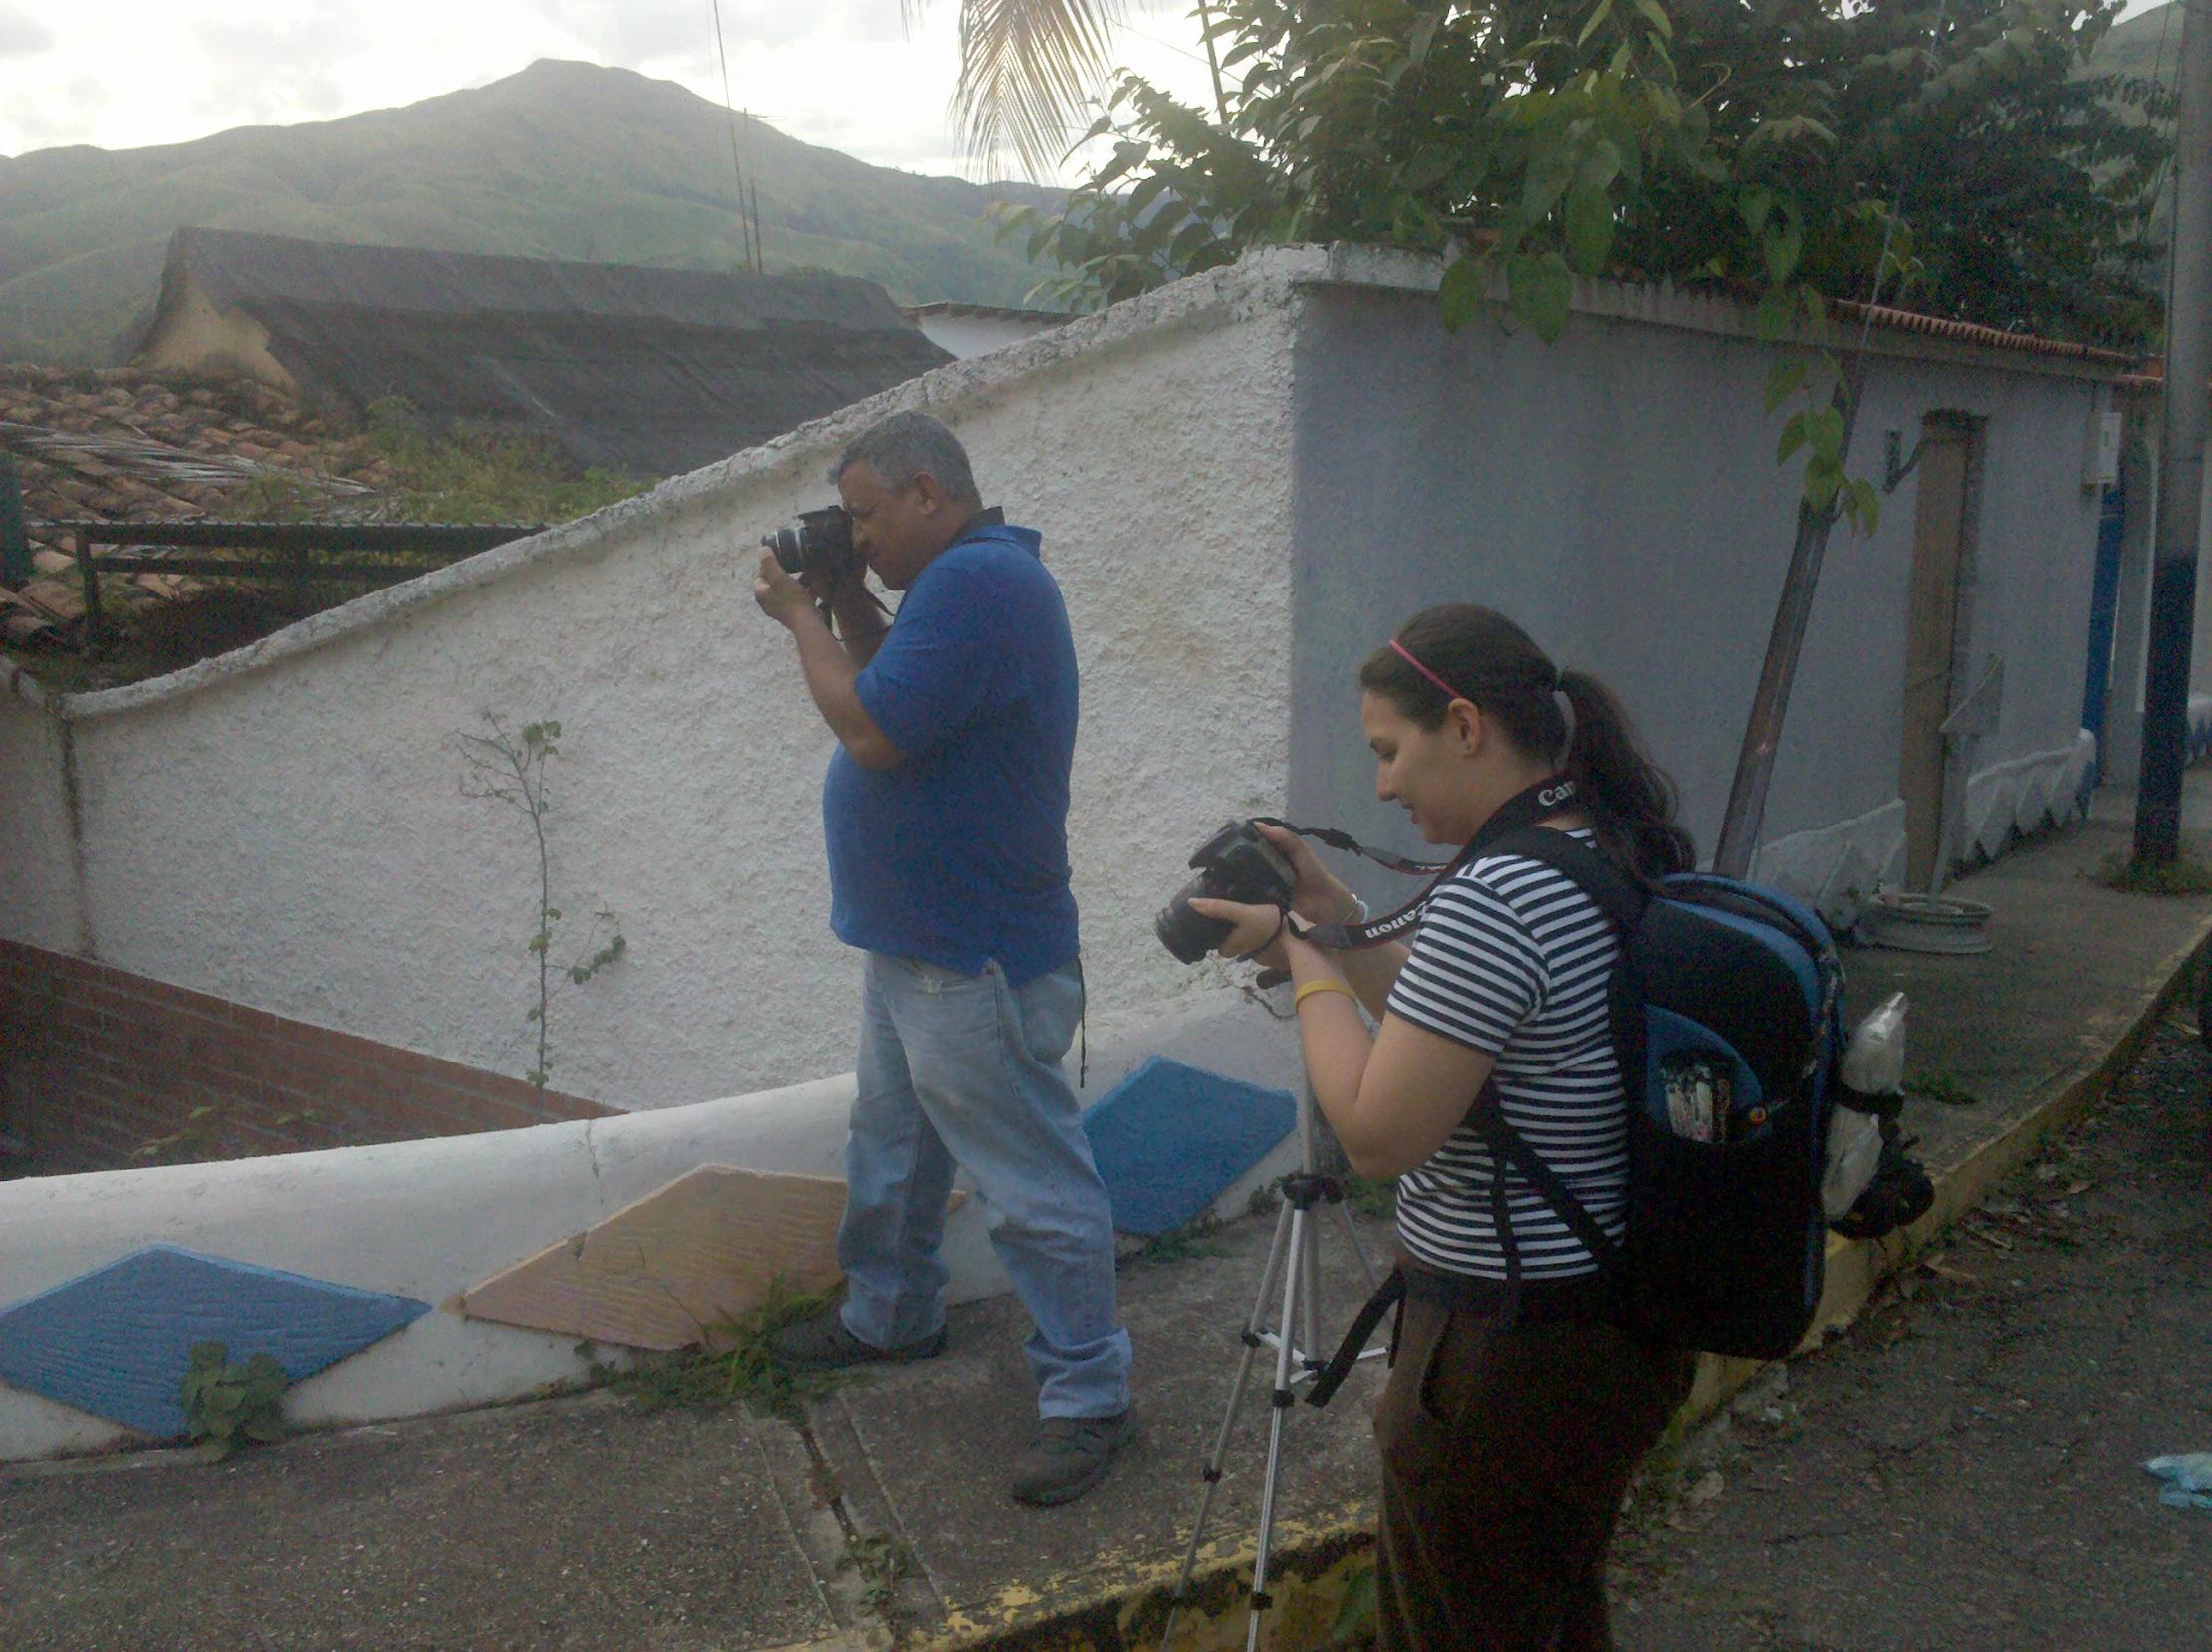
left=1463, top=826, right=1845, bottom=1360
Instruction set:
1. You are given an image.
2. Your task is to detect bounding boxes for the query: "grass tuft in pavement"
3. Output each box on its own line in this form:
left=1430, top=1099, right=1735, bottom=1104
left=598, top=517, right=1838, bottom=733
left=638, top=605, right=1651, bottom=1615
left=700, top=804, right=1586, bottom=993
left=837, top=1533, right=918, bottom=1618
left=1906, top=1068, right=1981, bottom=1107
left=2089, top=848, right=2212, bottom=896
left=1119, top=1214, right=1228, bottom=1270
left=610, top=1282, right=838, bottom=1423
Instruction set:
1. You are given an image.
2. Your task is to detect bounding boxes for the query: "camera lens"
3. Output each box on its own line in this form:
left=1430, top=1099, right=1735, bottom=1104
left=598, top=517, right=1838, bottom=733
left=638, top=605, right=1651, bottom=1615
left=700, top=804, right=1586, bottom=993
left=1155, top=877, right=1232, bottom=964
left=766, top=526, right=806, bottom=576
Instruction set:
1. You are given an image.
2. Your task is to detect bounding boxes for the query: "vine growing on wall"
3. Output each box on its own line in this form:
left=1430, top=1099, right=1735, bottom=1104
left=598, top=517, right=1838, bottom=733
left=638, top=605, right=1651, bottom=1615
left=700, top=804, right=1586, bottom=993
left=459, top=715, right=627, bottom=1091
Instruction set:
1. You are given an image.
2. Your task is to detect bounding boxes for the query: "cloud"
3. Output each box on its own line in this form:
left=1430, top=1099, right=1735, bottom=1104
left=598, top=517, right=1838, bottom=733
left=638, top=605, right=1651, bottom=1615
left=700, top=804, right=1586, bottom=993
left=0, top=0, right=1215, bottom=185
left=522, top=0, right=901, bottom=63
left=0, top=71, right=108, bottom=149
left=187, top=4, right=369, bottom=127
left=0, top=4, right=55, bottom=58
left=520, top=0, right=707, bottom=62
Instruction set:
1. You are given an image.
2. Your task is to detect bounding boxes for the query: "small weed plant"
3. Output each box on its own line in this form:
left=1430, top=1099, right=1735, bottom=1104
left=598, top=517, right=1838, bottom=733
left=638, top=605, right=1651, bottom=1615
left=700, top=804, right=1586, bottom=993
left=615, top=1283, right=836, bottom=1423
left=837, top=1533, right=918, bottom=1619
left=180, top=1341, right=289, bottom=1456
left=1908, top=1069, right=1981, bottom=1108
left=2091, top=849, right=2212, bottom=897
left=1330, top=1562, right=1379, bottom=1646
left=132, top=1103, right=336, bottom=1166
left=1345, top=1174, right=1397, bottom=1221
left=1120, top=1214, right=1227, bottom=1270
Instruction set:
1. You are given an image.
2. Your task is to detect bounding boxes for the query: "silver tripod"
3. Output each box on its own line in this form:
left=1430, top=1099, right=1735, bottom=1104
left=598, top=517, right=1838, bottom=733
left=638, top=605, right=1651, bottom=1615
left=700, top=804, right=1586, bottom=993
left=1158, top=1090, right=1388, bottom=1651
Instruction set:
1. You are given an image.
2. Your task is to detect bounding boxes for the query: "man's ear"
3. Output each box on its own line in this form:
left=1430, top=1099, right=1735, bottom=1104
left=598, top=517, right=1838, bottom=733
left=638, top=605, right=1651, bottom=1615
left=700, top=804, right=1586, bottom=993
left=910, top=472, right=948, bottom=516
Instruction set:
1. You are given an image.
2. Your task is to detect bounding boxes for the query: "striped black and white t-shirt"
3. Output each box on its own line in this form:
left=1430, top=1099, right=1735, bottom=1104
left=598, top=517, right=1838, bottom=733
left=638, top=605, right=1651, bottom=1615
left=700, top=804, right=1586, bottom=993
left=1385, top=827, right=1627, bottom=1281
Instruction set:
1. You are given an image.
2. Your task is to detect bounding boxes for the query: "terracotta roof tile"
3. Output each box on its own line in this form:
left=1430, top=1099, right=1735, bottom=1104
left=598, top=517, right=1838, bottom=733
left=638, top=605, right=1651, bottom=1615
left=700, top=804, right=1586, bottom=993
left=0, top=365, right=391, bottom=647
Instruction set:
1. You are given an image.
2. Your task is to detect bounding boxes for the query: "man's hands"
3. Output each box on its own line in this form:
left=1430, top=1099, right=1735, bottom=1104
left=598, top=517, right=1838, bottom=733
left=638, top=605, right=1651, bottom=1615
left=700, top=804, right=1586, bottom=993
left=754, top=548, right=821, bottom=630
left=752, top=546, right=904, bottom=770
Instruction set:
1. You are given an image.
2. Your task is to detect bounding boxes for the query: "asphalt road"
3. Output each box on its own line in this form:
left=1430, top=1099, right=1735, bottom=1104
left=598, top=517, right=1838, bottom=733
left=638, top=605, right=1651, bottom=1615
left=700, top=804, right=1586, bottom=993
left=1615, top=1017, right=2212, bottom=1652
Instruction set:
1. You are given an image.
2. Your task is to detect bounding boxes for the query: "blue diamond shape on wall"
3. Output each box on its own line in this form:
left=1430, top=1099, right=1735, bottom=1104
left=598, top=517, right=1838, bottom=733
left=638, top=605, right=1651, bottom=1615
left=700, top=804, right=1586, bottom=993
left=1082, top=1057, right=1298, bottom=1235
left=0, top=1245, right=429, bottom=1438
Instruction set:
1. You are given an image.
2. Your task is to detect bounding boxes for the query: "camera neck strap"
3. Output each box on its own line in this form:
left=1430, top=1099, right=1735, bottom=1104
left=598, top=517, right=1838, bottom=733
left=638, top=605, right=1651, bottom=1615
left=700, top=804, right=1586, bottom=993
left=1274, top=774, right=1580, bottom=951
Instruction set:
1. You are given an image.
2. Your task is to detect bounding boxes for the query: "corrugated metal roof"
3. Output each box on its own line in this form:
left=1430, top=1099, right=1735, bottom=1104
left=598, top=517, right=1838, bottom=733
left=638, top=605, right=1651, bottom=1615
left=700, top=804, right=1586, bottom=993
left=132, top=229, right=956, bottom=478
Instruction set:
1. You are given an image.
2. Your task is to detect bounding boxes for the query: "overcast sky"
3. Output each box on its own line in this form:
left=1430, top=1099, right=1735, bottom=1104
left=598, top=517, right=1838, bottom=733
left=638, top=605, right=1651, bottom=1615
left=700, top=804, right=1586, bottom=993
left=0, top=0, right=2169, bottom=186
left=0, top=0, right=1221, bottom=184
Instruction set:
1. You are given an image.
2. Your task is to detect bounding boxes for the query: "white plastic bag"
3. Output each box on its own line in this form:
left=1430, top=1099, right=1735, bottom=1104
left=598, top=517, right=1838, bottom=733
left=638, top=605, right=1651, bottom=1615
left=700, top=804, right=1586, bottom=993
left=1824, top=993, right=1907, bottom=1219
left=1841, top=991, right=1908, bottom=1094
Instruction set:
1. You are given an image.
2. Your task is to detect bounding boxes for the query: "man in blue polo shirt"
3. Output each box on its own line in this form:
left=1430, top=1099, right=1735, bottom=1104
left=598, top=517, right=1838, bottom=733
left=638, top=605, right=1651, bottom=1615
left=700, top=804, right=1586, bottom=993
left=752, top=409, right=1133, bottom=1506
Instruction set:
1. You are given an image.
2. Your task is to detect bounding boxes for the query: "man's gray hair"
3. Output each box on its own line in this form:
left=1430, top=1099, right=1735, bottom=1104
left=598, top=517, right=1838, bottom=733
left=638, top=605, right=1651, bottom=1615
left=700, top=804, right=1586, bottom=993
left=831, top=410, right=980, bottom=503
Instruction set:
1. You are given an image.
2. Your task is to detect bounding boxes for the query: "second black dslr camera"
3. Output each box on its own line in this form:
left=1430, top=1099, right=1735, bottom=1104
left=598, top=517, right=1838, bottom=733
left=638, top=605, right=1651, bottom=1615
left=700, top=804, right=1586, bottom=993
left=764, top=507, right=860, bottom=585
left=1155, top=821, right=1297, bottom=964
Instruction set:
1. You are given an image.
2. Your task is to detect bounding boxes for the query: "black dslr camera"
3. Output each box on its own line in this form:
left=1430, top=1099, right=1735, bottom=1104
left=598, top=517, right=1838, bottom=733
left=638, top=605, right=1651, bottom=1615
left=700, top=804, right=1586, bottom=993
left=1155, top=822, right=1298, bottom=964
left=763, top=507, right=860, bottom=584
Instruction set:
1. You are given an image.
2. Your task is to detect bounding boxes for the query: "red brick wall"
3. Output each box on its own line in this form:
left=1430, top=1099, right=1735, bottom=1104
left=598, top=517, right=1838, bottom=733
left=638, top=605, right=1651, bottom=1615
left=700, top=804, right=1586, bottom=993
left=0, top=938, right=614, bottom=1176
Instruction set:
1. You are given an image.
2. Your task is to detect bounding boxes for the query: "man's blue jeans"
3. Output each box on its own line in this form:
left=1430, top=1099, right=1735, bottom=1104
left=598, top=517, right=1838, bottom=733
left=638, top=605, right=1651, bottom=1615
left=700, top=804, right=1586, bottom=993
left=837, top=952, right=1132, bottom=1420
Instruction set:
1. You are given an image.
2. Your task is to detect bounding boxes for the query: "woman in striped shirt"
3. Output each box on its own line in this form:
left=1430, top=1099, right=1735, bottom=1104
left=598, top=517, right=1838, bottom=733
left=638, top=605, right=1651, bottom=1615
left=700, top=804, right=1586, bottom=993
left=1194, top=604, right=1698, bottom=1652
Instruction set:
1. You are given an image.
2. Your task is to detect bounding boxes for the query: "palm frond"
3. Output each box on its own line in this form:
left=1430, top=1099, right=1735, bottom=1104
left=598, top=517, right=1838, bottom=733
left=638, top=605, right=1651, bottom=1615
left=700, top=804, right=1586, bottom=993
left=940, top=0, right=1130, bottom=178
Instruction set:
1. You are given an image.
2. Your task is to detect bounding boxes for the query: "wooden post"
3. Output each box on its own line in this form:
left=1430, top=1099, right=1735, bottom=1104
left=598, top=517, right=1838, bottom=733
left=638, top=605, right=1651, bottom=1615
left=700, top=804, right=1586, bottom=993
left=0, top=453, right=28, bottom=590
left=72, top=531, right=101, bottom=627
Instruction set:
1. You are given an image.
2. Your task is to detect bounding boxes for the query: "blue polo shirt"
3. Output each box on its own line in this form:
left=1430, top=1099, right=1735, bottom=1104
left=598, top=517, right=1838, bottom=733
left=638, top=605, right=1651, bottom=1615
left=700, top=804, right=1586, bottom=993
left=824, top=517, right=1080, bottom=983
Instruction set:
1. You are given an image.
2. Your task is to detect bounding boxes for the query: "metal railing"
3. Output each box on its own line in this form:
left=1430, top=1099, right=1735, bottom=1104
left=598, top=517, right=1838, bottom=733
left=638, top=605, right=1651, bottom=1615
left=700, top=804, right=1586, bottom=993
left=21, top=520, right=544, bottom=621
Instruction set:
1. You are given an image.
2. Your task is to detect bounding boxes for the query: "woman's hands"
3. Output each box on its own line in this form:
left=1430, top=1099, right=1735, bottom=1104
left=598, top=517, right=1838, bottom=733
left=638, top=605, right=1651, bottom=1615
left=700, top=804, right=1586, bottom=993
left=1187, top=897, right=1291, bottom=969
left=1187, top=822, right=1362, bottom=967
left=1259, top=821, right=1363, bottom=926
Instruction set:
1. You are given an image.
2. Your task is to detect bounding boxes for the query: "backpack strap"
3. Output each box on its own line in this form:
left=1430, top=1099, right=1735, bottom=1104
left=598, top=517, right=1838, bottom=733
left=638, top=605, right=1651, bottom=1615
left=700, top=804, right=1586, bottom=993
left=1469, top=1076, right=1627, bottom=1274
left=1462, top=826, right=1650, bottom=1288
left=1305, top=1265, right=1405, bottom=1408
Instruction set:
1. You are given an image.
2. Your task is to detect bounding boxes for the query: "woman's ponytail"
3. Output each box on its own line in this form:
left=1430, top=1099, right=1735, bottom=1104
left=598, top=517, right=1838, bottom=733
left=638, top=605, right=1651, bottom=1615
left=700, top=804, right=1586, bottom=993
left=1360, top=604, right=1695, bottom=882
left=1557, top=668, right=1696, bottom=880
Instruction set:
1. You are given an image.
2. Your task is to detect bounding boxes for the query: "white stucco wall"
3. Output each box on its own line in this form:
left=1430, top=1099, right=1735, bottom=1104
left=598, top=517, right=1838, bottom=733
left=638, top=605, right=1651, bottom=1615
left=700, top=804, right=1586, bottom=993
left=0, top=260, right=1304, bottom=1108
left=0, top=245, right=2136, bottom=1103
left=1282, top=248, right=2119, bottom=913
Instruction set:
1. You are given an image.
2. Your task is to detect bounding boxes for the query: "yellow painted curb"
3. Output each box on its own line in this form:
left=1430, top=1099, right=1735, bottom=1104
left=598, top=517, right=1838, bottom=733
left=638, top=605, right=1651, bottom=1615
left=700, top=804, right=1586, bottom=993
left=1795, top=907, right=2212, bottom=1368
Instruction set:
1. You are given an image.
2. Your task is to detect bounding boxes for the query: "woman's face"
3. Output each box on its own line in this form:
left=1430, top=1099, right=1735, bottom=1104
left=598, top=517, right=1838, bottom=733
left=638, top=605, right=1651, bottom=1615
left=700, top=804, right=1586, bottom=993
left=1361, top=690, right=1481, bottom=844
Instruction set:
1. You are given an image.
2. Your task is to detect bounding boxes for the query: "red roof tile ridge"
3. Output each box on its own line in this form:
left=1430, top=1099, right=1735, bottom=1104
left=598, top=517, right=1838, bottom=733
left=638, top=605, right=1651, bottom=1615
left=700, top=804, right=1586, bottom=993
left=1828, top=299, right=2145, bottom=368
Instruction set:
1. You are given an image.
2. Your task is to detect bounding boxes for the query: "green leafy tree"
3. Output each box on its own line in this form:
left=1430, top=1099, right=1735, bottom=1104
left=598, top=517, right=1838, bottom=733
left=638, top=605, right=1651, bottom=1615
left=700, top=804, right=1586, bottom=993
left=1004, top=0, right=2168, bottom=350
left=999, top=0, right=2166, bottom=527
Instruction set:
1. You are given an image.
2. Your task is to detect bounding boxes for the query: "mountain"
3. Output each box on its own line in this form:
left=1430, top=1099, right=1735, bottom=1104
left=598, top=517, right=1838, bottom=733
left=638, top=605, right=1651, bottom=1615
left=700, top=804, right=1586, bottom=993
left=0, top=59, right=1061, bottom=366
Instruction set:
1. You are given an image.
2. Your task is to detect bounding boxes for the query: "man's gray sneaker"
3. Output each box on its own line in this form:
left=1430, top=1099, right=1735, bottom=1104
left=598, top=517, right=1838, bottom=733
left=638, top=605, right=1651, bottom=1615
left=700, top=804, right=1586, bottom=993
left=766, top=1310, right=946, bottom=1371
left=1008, top=1409, right=1136, bottom=1506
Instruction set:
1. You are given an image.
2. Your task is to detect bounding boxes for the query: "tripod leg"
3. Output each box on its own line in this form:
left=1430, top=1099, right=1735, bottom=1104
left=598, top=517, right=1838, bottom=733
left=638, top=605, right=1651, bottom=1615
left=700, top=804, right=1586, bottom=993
left=1330, top=1195, right=1382, bottom=1290
left=1299, top=1197, right=1324, bottom=1368
left=1246, top=1203, right=1308, bottom=1652
left=1159, top=1199, right=1296, bottom=1652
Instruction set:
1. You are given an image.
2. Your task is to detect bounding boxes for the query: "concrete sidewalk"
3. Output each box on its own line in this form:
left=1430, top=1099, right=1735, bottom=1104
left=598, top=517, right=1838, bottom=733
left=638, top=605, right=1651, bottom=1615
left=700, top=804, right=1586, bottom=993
left=1612, top=1012, right=2212, bottom=1651
left=5, top=783, right=2211, bottom=1652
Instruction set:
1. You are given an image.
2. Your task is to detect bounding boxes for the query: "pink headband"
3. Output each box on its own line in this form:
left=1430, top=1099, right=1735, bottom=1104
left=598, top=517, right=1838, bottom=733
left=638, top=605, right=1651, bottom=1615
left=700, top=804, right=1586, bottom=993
left=1389, top=638, right=1467, bottom=703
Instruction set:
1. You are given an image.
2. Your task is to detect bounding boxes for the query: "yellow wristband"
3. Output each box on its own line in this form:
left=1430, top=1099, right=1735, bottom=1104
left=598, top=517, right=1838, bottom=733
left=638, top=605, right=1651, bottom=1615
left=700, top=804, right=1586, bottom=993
left=1293, top=978, right=1359, bottom=1010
